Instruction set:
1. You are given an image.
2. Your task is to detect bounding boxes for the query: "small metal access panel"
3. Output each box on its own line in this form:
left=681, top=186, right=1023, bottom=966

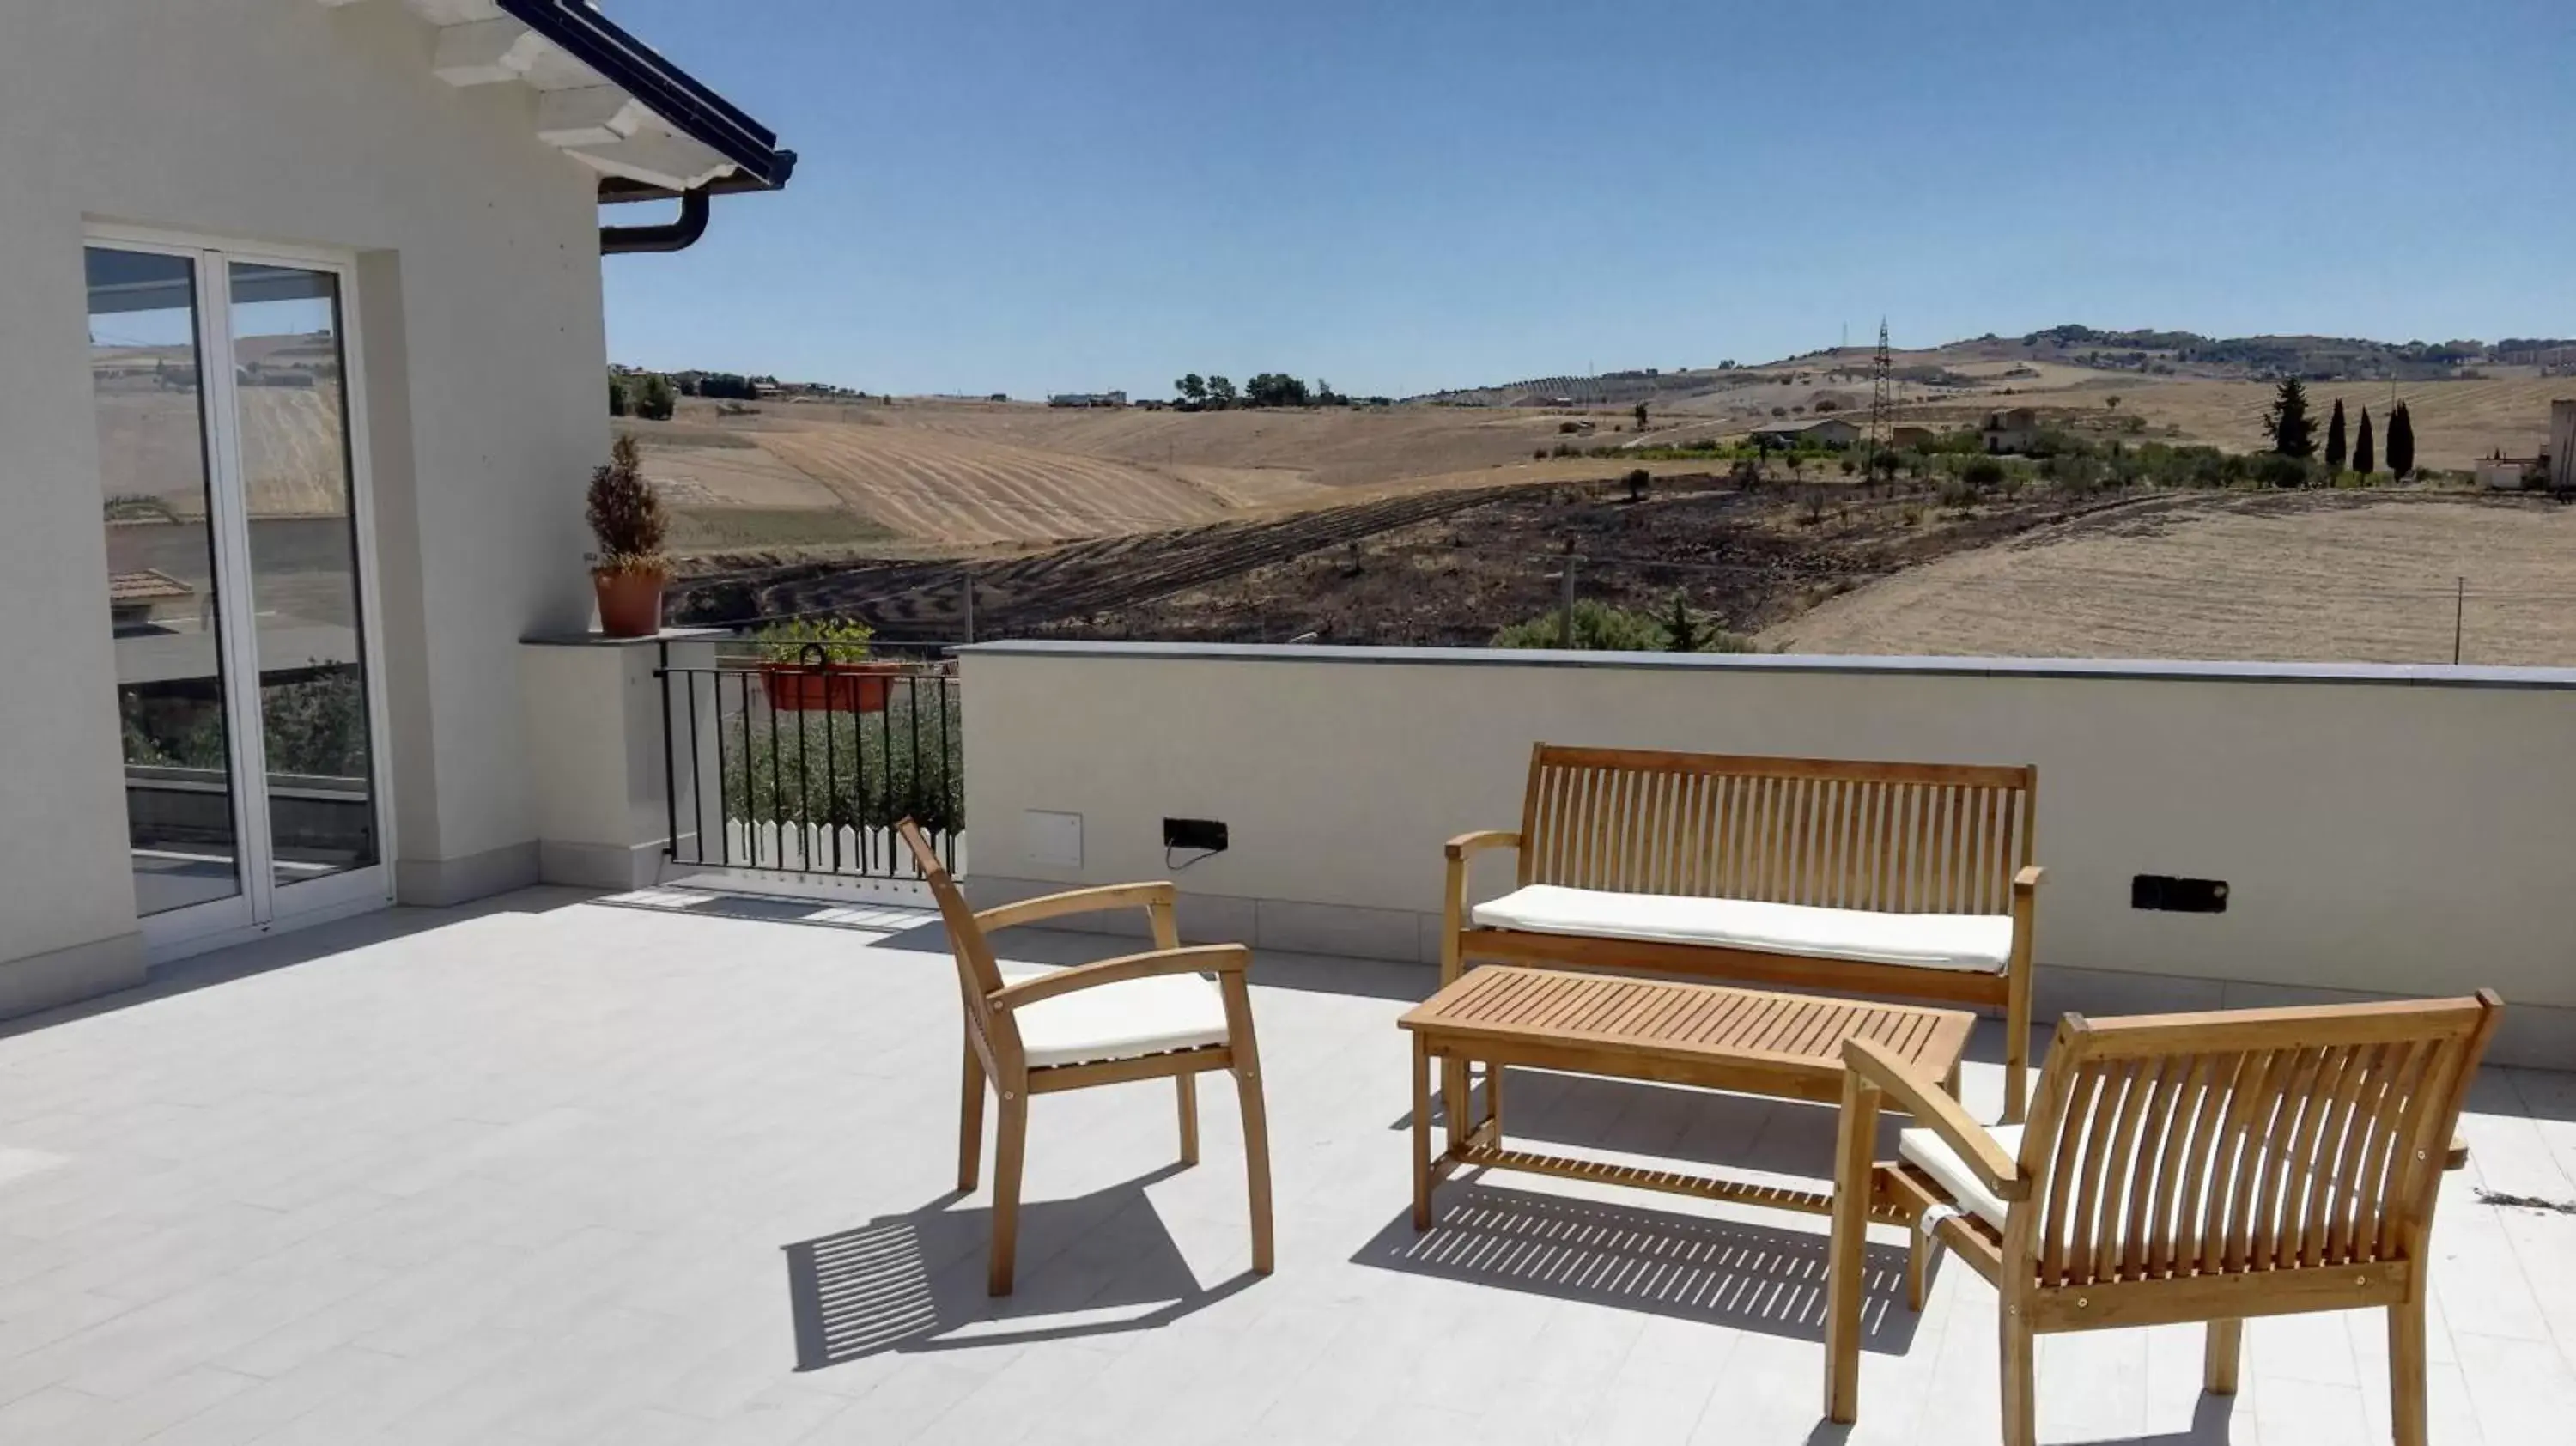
left=2133, top=875, right=2228, bottom=914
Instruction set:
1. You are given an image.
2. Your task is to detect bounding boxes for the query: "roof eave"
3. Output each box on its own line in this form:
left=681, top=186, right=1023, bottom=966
left=495, top=0, right=795, bottom=191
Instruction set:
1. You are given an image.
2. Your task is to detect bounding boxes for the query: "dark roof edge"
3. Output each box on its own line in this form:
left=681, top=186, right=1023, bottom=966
left=953, top=640, right=2576, bottom=691
left=497, top=0, right=796, bottom=191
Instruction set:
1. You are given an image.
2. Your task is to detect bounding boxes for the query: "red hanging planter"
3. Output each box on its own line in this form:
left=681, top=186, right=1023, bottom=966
left=760, top=659, right=900, bottom=714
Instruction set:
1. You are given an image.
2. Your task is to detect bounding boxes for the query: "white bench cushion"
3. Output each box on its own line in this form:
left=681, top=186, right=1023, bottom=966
left=1470, top=884, right=2014, bottom=974
left=1899, top=1122, right=2026, bottom=1231
left=999, top=967, right=1229, bottom=1069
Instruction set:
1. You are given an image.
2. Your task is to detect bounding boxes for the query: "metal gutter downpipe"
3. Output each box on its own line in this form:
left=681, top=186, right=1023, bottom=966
left=600, top=187, right=712, bottom=255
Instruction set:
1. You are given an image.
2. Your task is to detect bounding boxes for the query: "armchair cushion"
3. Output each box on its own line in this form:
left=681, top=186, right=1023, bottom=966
left=1897, top=1122, right=2026, bottom=1230
left=1000, top=967, right=1229, bottom=1069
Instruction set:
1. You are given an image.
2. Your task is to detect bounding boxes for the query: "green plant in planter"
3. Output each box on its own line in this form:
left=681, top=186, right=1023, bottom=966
left=586, top=434, right=669, bottom=579
left=754, top=617, right=874, bottom=665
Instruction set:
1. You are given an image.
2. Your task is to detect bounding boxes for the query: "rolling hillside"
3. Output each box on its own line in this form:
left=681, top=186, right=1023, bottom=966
left=1762, top=492, right=2576, bottom=665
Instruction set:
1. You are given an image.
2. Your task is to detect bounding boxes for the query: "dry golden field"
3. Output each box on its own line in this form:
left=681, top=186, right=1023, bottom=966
left=618, top=354, right=2568, bottom=555
left=626, top=398, right=1674, bottom=549
left=94, top=386, right=351, bottom=518
left=1762, top=492, right=2576, bottom=666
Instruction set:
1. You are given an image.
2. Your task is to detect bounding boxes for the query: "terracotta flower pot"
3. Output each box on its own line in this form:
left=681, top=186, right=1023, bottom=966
left=592, top=568, right=667, bottom=638
left=761, top=660, right=899, bottom=714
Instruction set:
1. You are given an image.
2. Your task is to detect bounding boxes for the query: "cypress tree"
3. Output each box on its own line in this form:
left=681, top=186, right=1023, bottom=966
left=2264, top=378, right=2318, bottom=459
left=2387, top=402, right=2415, bottom=479
left=2354, top=408, right=2375, bottom=477
left=2324, top=398, right=2348, bottom=471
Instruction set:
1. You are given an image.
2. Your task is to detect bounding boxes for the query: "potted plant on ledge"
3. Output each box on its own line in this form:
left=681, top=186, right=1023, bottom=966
left=757, top=617, right=899, bottom=713
left=587, top=434, right=671, bottom=638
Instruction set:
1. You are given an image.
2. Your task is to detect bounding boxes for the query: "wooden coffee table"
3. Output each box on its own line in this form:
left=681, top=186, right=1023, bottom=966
left=1400, top=965, right=1977, bottom=1229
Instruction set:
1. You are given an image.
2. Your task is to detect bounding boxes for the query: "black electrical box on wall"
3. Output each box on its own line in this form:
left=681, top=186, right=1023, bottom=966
left=2133, top=875, right=2228, bottom=913
left=1163, top=817, right=1229, bottom=853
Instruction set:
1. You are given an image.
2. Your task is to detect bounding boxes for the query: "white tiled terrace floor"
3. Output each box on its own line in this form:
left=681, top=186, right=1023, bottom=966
left=0, top=887, right=2571, bottom=1444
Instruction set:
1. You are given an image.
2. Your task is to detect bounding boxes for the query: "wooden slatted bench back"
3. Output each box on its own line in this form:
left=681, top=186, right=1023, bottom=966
left=1518, top=745, right=2038, bottom=914
left=2009, top=993, right=2500, bottom=1296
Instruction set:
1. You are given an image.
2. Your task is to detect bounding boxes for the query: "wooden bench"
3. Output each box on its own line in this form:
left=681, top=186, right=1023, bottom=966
left=1445, top=745, right=2045, bottom=1121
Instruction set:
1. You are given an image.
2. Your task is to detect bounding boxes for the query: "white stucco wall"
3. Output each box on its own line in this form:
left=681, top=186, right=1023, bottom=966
left=0, top=0, right=609, bottom=1000
left=961, top=643, right=2576, bottom=1061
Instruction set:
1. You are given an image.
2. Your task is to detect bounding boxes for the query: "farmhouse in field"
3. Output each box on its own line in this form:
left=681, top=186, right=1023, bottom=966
left=1981, top=405, right=2042, bottom=453
left=2476, top=454, right=2542, bottom=489
left=1888, top=423, right=1937, bottom=447
left=2555, top=399, right=2576, bottom=491
left=3, top=0, right=790, bottom=1012
left=1749, top=416, right=1862, bottom=448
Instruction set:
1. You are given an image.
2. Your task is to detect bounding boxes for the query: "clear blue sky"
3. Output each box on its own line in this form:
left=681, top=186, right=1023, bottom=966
left=602, top=0, right=2572, bottom=400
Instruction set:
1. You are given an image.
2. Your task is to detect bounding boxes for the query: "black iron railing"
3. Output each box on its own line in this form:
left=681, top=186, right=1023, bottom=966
left=657, top=639, right=963, bottom=879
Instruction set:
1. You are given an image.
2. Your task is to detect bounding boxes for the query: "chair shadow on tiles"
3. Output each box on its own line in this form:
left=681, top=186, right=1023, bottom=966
left=1352, top=1181, right=1927, bottom=1357
left=784, top=1167, right=1255, bottom=1370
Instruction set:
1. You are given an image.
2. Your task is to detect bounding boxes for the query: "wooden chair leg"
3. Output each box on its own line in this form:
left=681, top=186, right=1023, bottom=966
left=1236, top=1056, right=1274, bottom=1276
left=1412, top=1035, right=1434, bottom=1231
left=1485, top=1062, right=1504, bottom=1139
left=1176, top=1071, right=1200, bottom=1166
left=1214, top=973, right=1273, bottom=1277
left=2002, top=979, right=2032, bottom=1126
left=2000, top=1304, right=2037, bottom=1446
left=2389, top=1296, right=2428, bottom=1446
left=1905, top=1227, right=1935, bottom=1312
left=1824, top=1075, right=1881, bottom=1425
left=1442, top=1053, right=1467, bottom=1155
left=957, top=1045, right=985, bottom=1192
left=2204, top=1317, right=2242, bottom=1396
left=987, top=1091, right=1027, bottom=1297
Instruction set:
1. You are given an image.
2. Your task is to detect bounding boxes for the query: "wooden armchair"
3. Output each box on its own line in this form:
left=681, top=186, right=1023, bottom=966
left=898, top=821, right=1273, bottom=1296
left=1823, top=991, right=2500, bottom=1446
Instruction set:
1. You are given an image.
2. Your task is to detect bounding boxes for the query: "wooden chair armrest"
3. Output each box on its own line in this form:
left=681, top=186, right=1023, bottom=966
left=2014, top=864, right=2046, bottom=893
left=988, top=944, right=1249, bottom=1012
left=1844, top=1036, right=2027, bottom=1201
left=973, top=882, right=1178, bottom=933
left=1444, top=830, right=1521, bottom=862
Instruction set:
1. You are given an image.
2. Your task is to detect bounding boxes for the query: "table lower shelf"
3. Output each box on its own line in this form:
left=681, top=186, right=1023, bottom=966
left=1410, top=1054, right=1922, bottom=1231
left=1426, top=1135, right=1912, bottom=1223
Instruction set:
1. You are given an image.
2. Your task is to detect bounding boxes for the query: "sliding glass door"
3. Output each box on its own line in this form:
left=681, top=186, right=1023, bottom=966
left=88, top=237, right=388, bottom=952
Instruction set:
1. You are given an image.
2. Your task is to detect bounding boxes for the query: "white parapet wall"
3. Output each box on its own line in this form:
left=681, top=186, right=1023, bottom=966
left=959, top=641, right=2576, bottom=1066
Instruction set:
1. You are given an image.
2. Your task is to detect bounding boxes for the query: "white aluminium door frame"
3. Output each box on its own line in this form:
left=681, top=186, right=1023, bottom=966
left=92, top=224, right=398, bottom=957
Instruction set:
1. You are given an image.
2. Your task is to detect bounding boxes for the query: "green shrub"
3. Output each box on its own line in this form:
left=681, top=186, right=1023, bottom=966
left=1492, top=598, right=1762, bottom=653
left=722, top=683, right=964, bottom=835
left=2253, top=453, right=2313, bottom=489
left=1492, top=599, right=1663, bottom=651
left=1962, top=457, right=2007, bottom=490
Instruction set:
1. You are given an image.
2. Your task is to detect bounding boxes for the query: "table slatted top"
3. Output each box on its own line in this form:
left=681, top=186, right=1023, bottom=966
left=1401, top=966, right=1974, bottom=1080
